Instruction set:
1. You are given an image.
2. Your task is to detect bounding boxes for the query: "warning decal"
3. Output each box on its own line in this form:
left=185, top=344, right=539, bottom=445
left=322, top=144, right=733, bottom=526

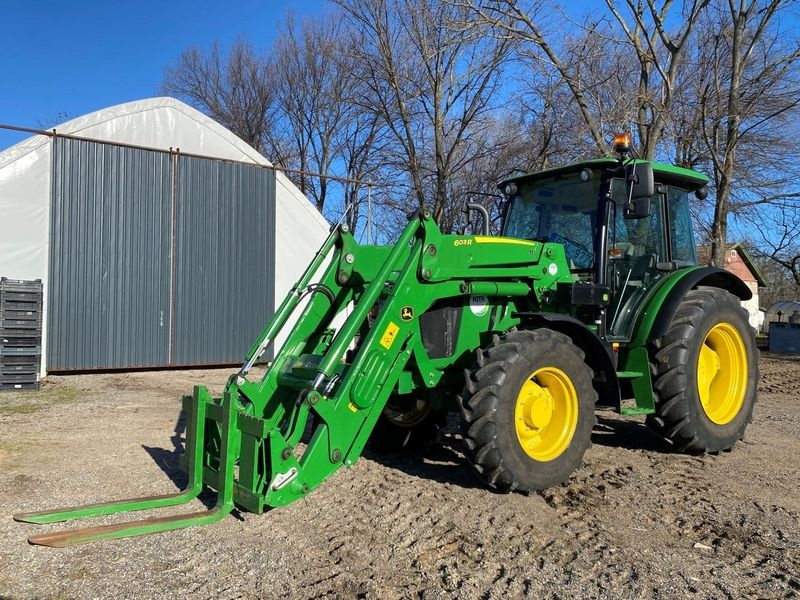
left=380, top=321, right=400, bottom=350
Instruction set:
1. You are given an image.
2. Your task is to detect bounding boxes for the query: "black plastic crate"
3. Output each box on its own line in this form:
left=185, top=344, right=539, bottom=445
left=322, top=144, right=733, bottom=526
left=1, top=308, right=42, bottom=321
left=0, top=381, right=40, bottom=392
left=0, top=352, right=41, bottom=365
left=0, top=278, right=42, bottom=292
left=0, top=290, right=42, bottom=303
left=0, top=298, right=43, bottom=312
left=2, top=321, right=41, bottom=334
left=1, top=324, right=42, bottom=335
left=0, top=371, right=38, bottom=384
left=1, top=338, right=40, bottom=349
left=0, top=345, right=41, bottom=357
left=0, top=363, right=39, bottom=375
left=1, top=319, right=41, bottom=329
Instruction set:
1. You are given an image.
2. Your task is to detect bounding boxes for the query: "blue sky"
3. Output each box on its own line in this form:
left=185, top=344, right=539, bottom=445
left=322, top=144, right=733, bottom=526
left=0, top=0, right=326, bottom=149
left=2, top=0, right=795, bottom=152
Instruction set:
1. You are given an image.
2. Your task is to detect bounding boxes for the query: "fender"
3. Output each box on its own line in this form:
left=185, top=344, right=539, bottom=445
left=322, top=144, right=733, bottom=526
left=629, top=266, right=751, bottom=348
left=525, top=313, right=620, bottom=409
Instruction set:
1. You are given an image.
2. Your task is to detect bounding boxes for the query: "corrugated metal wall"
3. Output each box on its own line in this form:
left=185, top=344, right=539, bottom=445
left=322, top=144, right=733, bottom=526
left=48, top=138, right=173, bottom=369
left=173, top=156, right=275, bottom=365
left=47, top=137, right=276, bottom=370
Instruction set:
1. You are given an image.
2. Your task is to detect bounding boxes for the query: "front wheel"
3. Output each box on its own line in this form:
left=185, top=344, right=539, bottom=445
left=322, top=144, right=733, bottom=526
left=368, top=394, right=446, bottom=452
left=650, top=288, right=758, bottom=453
left=459, top=329, right=596, bottom=492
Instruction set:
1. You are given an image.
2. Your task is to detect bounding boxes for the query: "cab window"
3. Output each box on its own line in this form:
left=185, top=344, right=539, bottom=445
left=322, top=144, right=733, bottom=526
left=504, top=175, right=598, bottom=270
left=667, top=187, right=697, bottom=265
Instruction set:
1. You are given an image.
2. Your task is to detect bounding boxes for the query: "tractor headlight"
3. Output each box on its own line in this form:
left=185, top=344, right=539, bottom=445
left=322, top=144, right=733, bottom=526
left=504, top=182, right=518, bottom=197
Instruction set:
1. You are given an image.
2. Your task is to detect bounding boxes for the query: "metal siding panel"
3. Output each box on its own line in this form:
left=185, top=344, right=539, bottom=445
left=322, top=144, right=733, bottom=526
left=174, top=157, right=275, bottom=365
left=47, top=138, right=172, bottom=370
left=266, top=169, right=276, bottom=362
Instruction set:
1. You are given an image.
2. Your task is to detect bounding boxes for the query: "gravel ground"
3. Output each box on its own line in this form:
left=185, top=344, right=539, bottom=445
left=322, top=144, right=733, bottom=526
left=1, top=355, right=798, bottom=599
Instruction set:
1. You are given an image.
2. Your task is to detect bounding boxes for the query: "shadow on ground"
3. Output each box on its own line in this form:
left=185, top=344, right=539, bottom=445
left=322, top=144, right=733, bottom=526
left=363, top=428, right=485, bottom=490
left=140, top=406, right=677, bottom=496
left=592, top=413, right=673, bottom=453
left=141, top=405, right=188, bottom=488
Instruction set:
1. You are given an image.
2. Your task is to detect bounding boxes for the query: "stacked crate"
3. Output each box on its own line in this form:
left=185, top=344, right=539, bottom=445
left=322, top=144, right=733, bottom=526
left=1, top=278, right=43, bottom=392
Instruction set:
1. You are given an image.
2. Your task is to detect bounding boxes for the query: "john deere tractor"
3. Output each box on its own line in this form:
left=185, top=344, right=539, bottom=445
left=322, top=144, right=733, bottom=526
left=16, top=134, right=757, bottom=546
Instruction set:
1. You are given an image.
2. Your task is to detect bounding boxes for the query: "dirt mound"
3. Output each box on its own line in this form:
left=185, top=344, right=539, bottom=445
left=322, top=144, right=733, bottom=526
left=1, top=356, right=798, bottom=598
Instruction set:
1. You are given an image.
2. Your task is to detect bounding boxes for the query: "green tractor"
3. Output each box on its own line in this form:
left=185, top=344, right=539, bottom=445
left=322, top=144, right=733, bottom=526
left=16, top=135, right=758, bottom=546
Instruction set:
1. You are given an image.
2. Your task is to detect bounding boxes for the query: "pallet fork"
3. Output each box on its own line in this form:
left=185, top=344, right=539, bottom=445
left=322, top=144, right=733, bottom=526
left=14, top=389, right=238, bottom=546
left=14, top=217, right=432, bottom=545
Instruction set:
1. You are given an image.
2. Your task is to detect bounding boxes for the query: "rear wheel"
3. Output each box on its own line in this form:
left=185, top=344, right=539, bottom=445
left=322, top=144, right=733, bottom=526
left=459, top=329, right=596, bottom=492
left=650, top=288, right=758, bottom=453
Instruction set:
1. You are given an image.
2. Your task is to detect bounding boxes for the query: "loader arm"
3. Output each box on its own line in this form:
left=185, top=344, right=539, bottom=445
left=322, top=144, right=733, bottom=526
left=15, top=209, right=573, bottom=544
left=209, top=210, right=573, bottom=510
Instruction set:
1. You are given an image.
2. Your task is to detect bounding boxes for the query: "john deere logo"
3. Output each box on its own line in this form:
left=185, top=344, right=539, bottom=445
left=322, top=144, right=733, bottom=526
left=401, top=306, right=414, bottom=321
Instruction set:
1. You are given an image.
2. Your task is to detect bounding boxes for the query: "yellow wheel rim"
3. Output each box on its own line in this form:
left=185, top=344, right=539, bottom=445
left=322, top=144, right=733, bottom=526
left=697, top=322, right=748, bottom=425
left=514, top=367, right=579, bottom=462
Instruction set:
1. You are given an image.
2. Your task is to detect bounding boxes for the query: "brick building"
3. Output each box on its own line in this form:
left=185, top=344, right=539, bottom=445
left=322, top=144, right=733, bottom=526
left=698, top=243, right=767, bottom=331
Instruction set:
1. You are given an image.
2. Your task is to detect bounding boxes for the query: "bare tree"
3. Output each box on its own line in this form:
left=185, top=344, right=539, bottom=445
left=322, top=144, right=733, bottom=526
left=273, top=15, right=353, bottom=212
left=603, top=0, right=710, bottom=158
left=755, top=213, right=800, bottom=288
left=750, top=230, right=800, bottom=307
left=337, top=109, right=386, bottom=236
left=685, top=0, right=800, bottom=265
left=458, top=0, right=710, bottom=159
left=335, top=0, right=513, bottom=226
left=274, top=16, right=389, bottom=233
left=162, top=39, right=288, bottom=161
left=162, top=18, right=387, bottom=228
left=457, top=1, right=610, bottom=154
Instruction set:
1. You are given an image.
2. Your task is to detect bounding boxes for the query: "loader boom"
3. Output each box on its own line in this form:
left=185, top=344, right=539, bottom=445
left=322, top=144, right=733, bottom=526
left=214, top=210, right=573, bottom=510
left=16, top=209, right=575, bottom=544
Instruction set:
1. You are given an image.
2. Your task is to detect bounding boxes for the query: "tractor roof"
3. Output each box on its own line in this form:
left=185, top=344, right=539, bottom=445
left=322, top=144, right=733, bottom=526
left=501, top=158, right=709, bottom=192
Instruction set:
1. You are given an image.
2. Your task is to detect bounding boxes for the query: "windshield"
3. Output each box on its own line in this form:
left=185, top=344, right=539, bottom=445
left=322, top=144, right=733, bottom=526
left=503, top=174, right=600, bottom=269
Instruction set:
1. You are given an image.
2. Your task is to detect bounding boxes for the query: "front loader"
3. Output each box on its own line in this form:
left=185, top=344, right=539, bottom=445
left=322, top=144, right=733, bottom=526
left=15, top=134, right=758, bottom=546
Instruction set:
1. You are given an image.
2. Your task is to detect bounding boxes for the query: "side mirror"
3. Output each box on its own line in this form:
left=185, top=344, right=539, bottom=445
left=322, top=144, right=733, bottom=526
left=625, top=162, right=654, bottom=200
left=624, top=196, right=651, bottom=219
left=623, top=162, right=654, bottom=219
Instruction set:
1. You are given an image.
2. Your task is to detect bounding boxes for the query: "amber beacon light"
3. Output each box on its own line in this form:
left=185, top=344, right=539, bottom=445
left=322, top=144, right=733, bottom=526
left=613, top=133, right=632, bottom=155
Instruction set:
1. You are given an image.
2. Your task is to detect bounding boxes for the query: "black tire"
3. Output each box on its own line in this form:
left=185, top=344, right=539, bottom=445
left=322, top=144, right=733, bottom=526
left=368, top=394, right=446, bottom=452
left=458, top=329, right=596, bottom=492
left=650, top=287, right=758, bottom=453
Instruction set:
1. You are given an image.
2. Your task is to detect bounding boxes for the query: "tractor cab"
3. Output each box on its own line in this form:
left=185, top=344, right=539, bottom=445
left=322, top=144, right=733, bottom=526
left=500, top=142, right=709, bottom=341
